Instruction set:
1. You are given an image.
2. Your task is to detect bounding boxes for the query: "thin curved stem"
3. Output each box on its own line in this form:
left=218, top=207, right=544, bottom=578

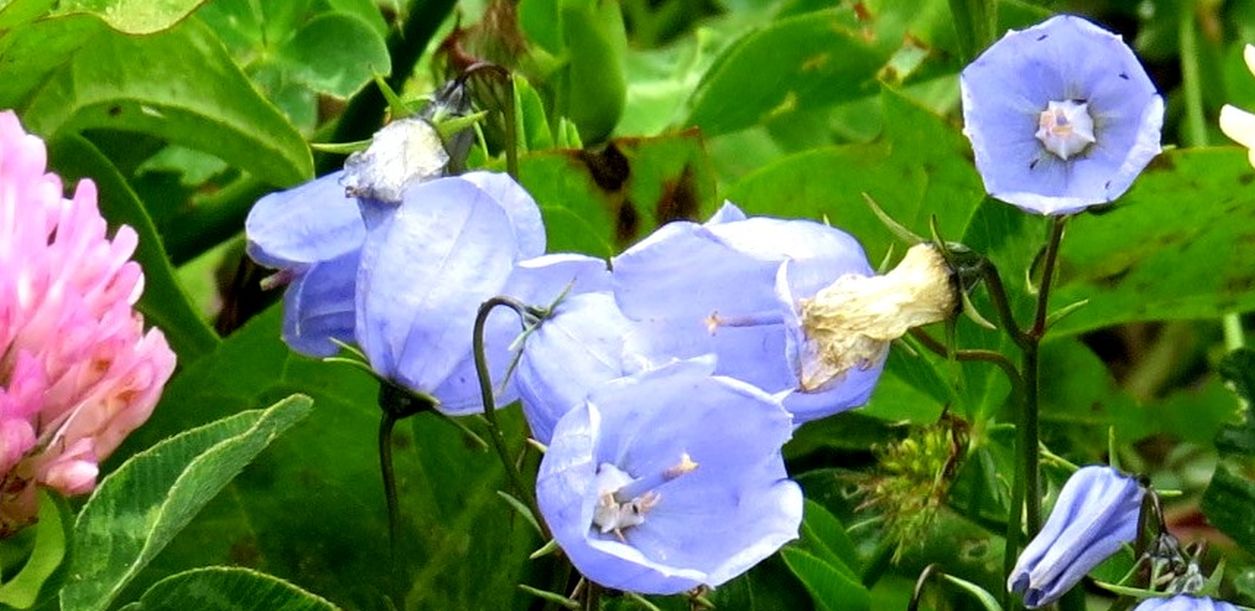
left=1030, top=216, right=1067, bottom=339
left=908, top=327, right=1024, bottom=391
left=474, top=296, right=545, bottom=531
left=458, top=62, right=519, bottom=179
left=979, top=260, right=1030, bottom=348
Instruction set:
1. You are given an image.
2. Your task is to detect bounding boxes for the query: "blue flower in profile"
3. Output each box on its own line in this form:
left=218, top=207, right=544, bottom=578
left=245, top=170, right=367, bottom=357
left=536, top=359, right=803, bottom=594
left=961, top=15, right=1163, bottom=215
left=1134, top=596, right=1240, bottom=611
left=354, top=172, right=608, bottom=414
left=513, top=291, right=634, bottom=444
left=611, top=203, right=883, bottom=424
left=1009, top=465, right=1144, bottom=608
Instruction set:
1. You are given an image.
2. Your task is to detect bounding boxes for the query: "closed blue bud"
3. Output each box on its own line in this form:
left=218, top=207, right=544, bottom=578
left=1134, top=595, right=1240, bottom=611
left=536, top=359, right=803, bottom=594
left=1009, top=465, right=1144, bottom=608
left=961, top=15, right=1163, bottom=214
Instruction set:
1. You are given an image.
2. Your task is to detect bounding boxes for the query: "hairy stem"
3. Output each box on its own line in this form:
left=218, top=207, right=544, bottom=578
left=474, top=296, right=545, bottom=530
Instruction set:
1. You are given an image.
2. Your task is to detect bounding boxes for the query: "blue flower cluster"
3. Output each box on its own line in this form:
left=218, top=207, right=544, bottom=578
left=245, top=114, right=915, bottom=591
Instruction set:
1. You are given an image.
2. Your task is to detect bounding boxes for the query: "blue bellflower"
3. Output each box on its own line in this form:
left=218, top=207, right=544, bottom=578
left=354, top=172, right=608, bottom=415
left=961, top=15, right=1163, bottom=214
left=514, top=291, right=633, bottom=443
left=246, top=171, right=366, bottom=357
left=611, top=203, right=882, bottom=423
left=1009, top=465, right=1144, bottom=608
left=536, top=359, right=803, bottom=594
left=1134, top=596, right=1240, bottom=611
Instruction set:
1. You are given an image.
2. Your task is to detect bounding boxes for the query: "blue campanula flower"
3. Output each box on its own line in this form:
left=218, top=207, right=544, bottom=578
left=246, top=170, right=367, bottom=356
left=611, top=202, right=884, bottom=423
left=961, top=15, right=1163, bottom=215
left=354, top=172, right=608, bottom=414
left=1009, top=465, right=1144, bottom=608
left=536, top=359, right=803, bottom=594
left=513, top=291, right=633, bottom=444
left=1134, top=595, right=1240, bottom=611
left=246, top=117, right=452, bottom=357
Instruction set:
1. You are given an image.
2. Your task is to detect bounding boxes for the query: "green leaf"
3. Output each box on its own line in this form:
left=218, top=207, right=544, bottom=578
left=109, top=307, right=538, bottom=610
left=23, top=18, right=312, bottom=187
left=1050, top=150, right=1255, bottom=336
left=553, top=0, right=627, bottom=143
left=0, top=14, right=106, bottom=109
left=122, top=566, right=337, bottom=611
left=728, top=87, right=984, bottom=266
left=275, top=13, right=390, bottom=98
left=1216, top=348, right=1255, bottom=455
left=51, top=0, right=209, bottom=34
left=1201, top=465, right=1255, bottom=552
left=515, top=129, right=719, bottom=257
left=941, top=573, right=1004, bottom=611
left=46, top=134, right=220, bottom=361
left=0, top=492, right=70, bottom=609
left=60, top=395, right=314, bottom=611
left=687, top=9, right=886, bottom=138
left=796, top=500, right=861, bottom=579
left=780, top=547, right=871, bottom=611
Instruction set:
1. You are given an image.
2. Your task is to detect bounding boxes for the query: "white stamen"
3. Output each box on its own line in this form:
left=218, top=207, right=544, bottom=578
left=1036, top=100, right=1096, bottom=160
left=590, top=455, right=700, bottom=539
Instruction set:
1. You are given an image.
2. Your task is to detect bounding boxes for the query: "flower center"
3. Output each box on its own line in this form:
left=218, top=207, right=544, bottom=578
left=591, top=453, right=699, bottom=541
left=1036, top=100, right=1096, bottom=160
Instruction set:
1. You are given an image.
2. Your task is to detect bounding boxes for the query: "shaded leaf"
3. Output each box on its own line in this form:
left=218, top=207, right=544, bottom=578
left=60, top=396, right=314, bottom=611
left=24, top=19, right=312, bottom=187
left=122, top=566, right=337, bottom=611
left=47, top=134, right=221, bottom=361
left=0, top=492, right=70, bottom=609
left=780, top=547, right=871, bottom=611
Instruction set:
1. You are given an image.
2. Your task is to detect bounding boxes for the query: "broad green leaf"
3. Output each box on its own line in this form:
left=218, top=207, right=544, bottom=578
left=1050, top=150, right=1255, bottom=336
left=0, top=492, right=70, bottom=609
left=516, top=129, right=719, bottom=257
left=24, top=18, right=312, bottom=187
left=46, top=134, right=220, bottom=361
left=0, top=14, right=105, bottom=108
left=109, top=308, right=538, bottom=610
left=1202, top=466, right=1255, bottom=552
left=122, top=566, right=337, bottom=611
left=60, top=396, right=314, bottom=611
left=780, top=547, right=870, bottom=611
left=51, top=0, right=208, bottom=34
left=687, top=9, right=886, bottom=137
left=705, top=556, right=814, bottom=611
left=276, top=13, right=389, bottom=98
left=796, top=500, right=861, bottom=578
left=553, top=0, right=627, bottom=143
left=728, top=87, right=984, bottom=266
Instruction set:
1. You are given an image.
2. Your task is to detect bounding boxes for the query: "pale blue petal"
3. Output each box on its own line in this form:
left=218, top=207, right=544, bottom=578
left=280, top=250, right=360, bottom=357
left=704, top=201, right=747, bottom=225
left=245, top=171, right=365, bottom=268
left=356, top=177, right=519, bottom=391
left=517, top=292, right=631, bottom=443
left=961, top=15, right=1162, bottom=214
left=1135, top=597, right=1240, bottom=611
left=427, top=254, right=610, bottom=416
left=1009, top=466, right=1142, bottom=608
left=460, top=171, right=547, bottom=259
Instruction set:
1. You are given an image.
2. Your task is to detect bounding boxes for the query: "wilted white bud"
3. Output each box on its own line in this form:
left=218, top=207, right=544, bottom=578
left=797, top=243, right=957, bottom=391
left=341, top=117, right=449, bottom=202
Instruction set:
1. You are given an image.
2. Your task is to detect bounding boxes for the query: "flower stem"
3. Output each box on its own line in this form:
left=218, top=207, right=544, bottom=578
left=997, top=215, right=1067, bottom=610
left=474, top=296, right=545, bottom=532
left=378, top=411, right=400, bottom=569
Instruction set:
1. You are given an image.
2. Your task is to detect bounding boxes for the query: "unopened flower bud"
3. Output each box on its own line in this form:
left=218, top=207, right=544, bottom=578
left=341, top=117, right=449, bottom=203
left=797, top=243, right=957, bottom=391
